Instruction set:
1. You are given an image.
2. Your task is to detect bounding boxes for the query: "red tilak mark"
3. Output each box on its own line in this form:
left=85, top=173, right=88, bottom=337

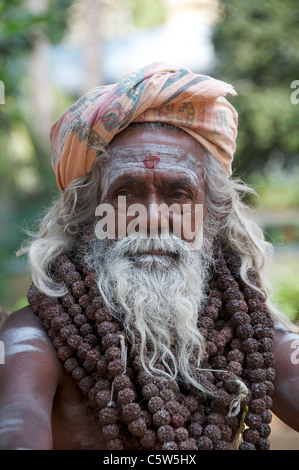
left=142, top=154, right=160, bottom=168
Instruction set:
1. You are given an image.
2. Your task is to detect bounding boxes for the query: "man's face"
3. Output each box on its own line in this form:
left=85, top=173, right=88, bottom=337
left=88, top=127, right=212, bottom=387
left=97, top=126, right=207, bottom=247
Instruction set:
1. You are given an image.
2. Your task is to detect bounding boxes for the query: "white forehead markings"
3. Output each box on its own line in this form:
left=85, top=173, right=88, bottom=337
left=100, top=144, right=203, bottom=201
left=109, top=143, right=197, bottom=157
left=3, top=326, right=47, bottom=357
left=108, top=143, right=203, bottom=169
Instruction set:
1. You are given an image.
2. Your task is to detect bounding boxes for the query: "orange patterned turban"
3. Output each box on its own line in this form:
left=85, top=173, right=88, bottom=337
left=50, top=62, right=238, bottom=191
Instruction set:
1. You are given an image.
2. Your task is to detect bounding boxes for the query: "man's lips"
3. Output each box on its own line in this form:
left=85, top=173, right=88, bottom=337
left=142, top=250, right=168, bottom=256
left=127, top=250, right=180, bottom=260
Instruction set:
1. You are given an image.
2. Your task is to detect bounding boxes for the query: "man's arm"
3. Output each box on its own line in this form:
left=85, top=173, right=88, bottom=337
left=0, top=306, right=62, bottom=449
left=271, top=321, right=299, bottom=432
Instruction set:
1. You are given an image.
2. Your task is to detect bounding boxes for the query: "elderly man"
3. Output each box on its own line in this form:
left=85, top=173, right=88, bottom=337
left=0, top=63, right=298, bottom=451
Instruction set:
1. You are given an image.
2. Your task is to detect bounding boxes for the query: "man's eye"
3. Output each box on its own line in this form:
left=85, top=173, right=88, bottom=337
left=116, top=190, right=135, bottom=197
left=171, top=191, right=189, bottom=199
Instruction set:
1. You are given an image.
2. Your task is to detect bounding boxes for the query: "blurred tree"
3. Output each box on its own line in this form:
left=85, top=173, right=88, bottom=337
left=128, top=0, right=166, bottom=29
left=213, top=0, right=299, bottom=323
left=212, top=0, right=299, bottom=177
left=0, top=0, right=73, bottom=308
left=0, top=0, right=73, bottom=188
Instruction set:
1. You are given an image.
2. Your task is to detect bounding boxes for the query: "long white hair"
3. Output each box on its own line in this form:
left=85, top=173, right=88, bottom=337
left=18, top=124, right=297, bottom=337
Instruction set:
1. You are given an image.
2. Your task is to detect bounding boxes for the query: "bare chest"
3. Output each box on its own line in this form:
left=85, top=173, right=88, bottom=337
left=51, top=371, right=106, bottom=450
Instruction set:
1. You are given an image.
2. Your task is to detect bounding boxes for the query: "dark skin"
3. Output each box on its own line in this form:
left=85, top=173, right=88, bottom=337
left=0, top=128, right=298, bottom=449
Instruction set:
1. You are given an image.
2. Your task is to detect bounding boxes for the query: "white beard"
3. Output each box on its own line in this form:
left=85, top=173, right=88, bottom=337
left=84, top=234, right=215, bottom=392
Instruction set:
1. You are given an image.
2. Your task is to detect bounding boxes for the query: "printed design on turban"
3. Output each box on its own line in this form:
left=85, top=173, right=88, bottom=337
left=50, top=62, right=238, bottom=191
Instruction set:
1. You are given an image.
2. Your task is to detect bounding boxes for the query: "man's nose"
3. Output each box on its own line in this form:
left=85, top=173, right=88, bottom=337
left=145, top=196, right=173, bottom=236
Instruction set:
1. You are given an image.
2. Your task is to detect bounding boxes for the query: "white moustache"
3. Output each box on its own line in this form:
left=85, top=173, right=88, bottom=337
left=84, top=233, right=214, bottom=395
left=103, top=234, right=195, bottom=260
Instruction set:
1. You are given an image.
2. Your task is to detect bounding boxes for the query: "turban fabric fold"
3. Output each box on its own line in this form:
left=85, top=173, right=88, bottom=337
left=50, top=62, right=238, bottom=191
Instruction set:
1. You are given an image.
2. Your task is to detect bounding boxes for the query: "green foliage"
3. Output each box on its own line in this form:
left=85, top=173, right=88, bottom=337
left=213, top=3, right=299, bottom=322
left=270, top=257, right=299, bottom=323
left=0, top=0, right=73, bottom=309
left=213, top=0, right=299, bottom=175
left=0, top=0, right=73, bottom=50
left=251, top=165, right=299, bottom=210
left=0, top=0, right=74, bottom=187
left=128, top=0, right=166, bottom=29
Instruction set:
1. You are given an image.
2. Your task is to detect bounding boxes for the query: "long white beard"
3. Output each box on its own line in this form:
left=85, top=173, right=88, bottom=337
left=84, top=234, right=215, bottom=392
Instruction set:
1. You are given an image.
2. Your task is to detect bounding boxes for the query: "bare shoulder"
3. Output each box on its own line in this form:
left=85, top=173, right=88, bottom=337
left=271, top=320, right=299, bottom=431
left=0, top=305, right=64, bottom=449
left=273, top=319, right=299, bottom=349
left=272, top=319, right=299, bottom=373
left=0, top=304, right=63, bottom=385
left=1, top=304, right=47, bottom=331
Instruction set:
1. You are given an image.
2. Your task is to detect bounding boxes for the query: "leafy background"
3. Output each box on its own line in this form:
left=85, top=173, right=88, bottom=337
left=0, top=0, right=299, bottom=449
left=0, top=0, right=298, bottom=322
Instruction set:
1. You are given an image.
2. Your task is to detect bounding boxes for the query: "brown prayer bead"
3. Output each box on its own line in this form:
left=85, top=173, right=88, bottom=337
left=27, top=247, right=275, bottom=451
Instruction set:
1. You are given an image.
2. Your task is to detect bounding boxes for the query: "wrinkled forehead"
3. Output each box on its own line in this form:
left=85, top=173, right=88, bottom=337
left=108, top=142, right=203, bottom=171
left=100, top=127, right=207, bottom=190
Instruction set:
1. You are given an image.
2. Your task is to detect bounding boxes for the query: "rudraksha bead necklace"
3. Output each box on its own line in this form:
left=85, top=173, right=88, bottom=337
left=27, top=246, right=275, bottom=450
